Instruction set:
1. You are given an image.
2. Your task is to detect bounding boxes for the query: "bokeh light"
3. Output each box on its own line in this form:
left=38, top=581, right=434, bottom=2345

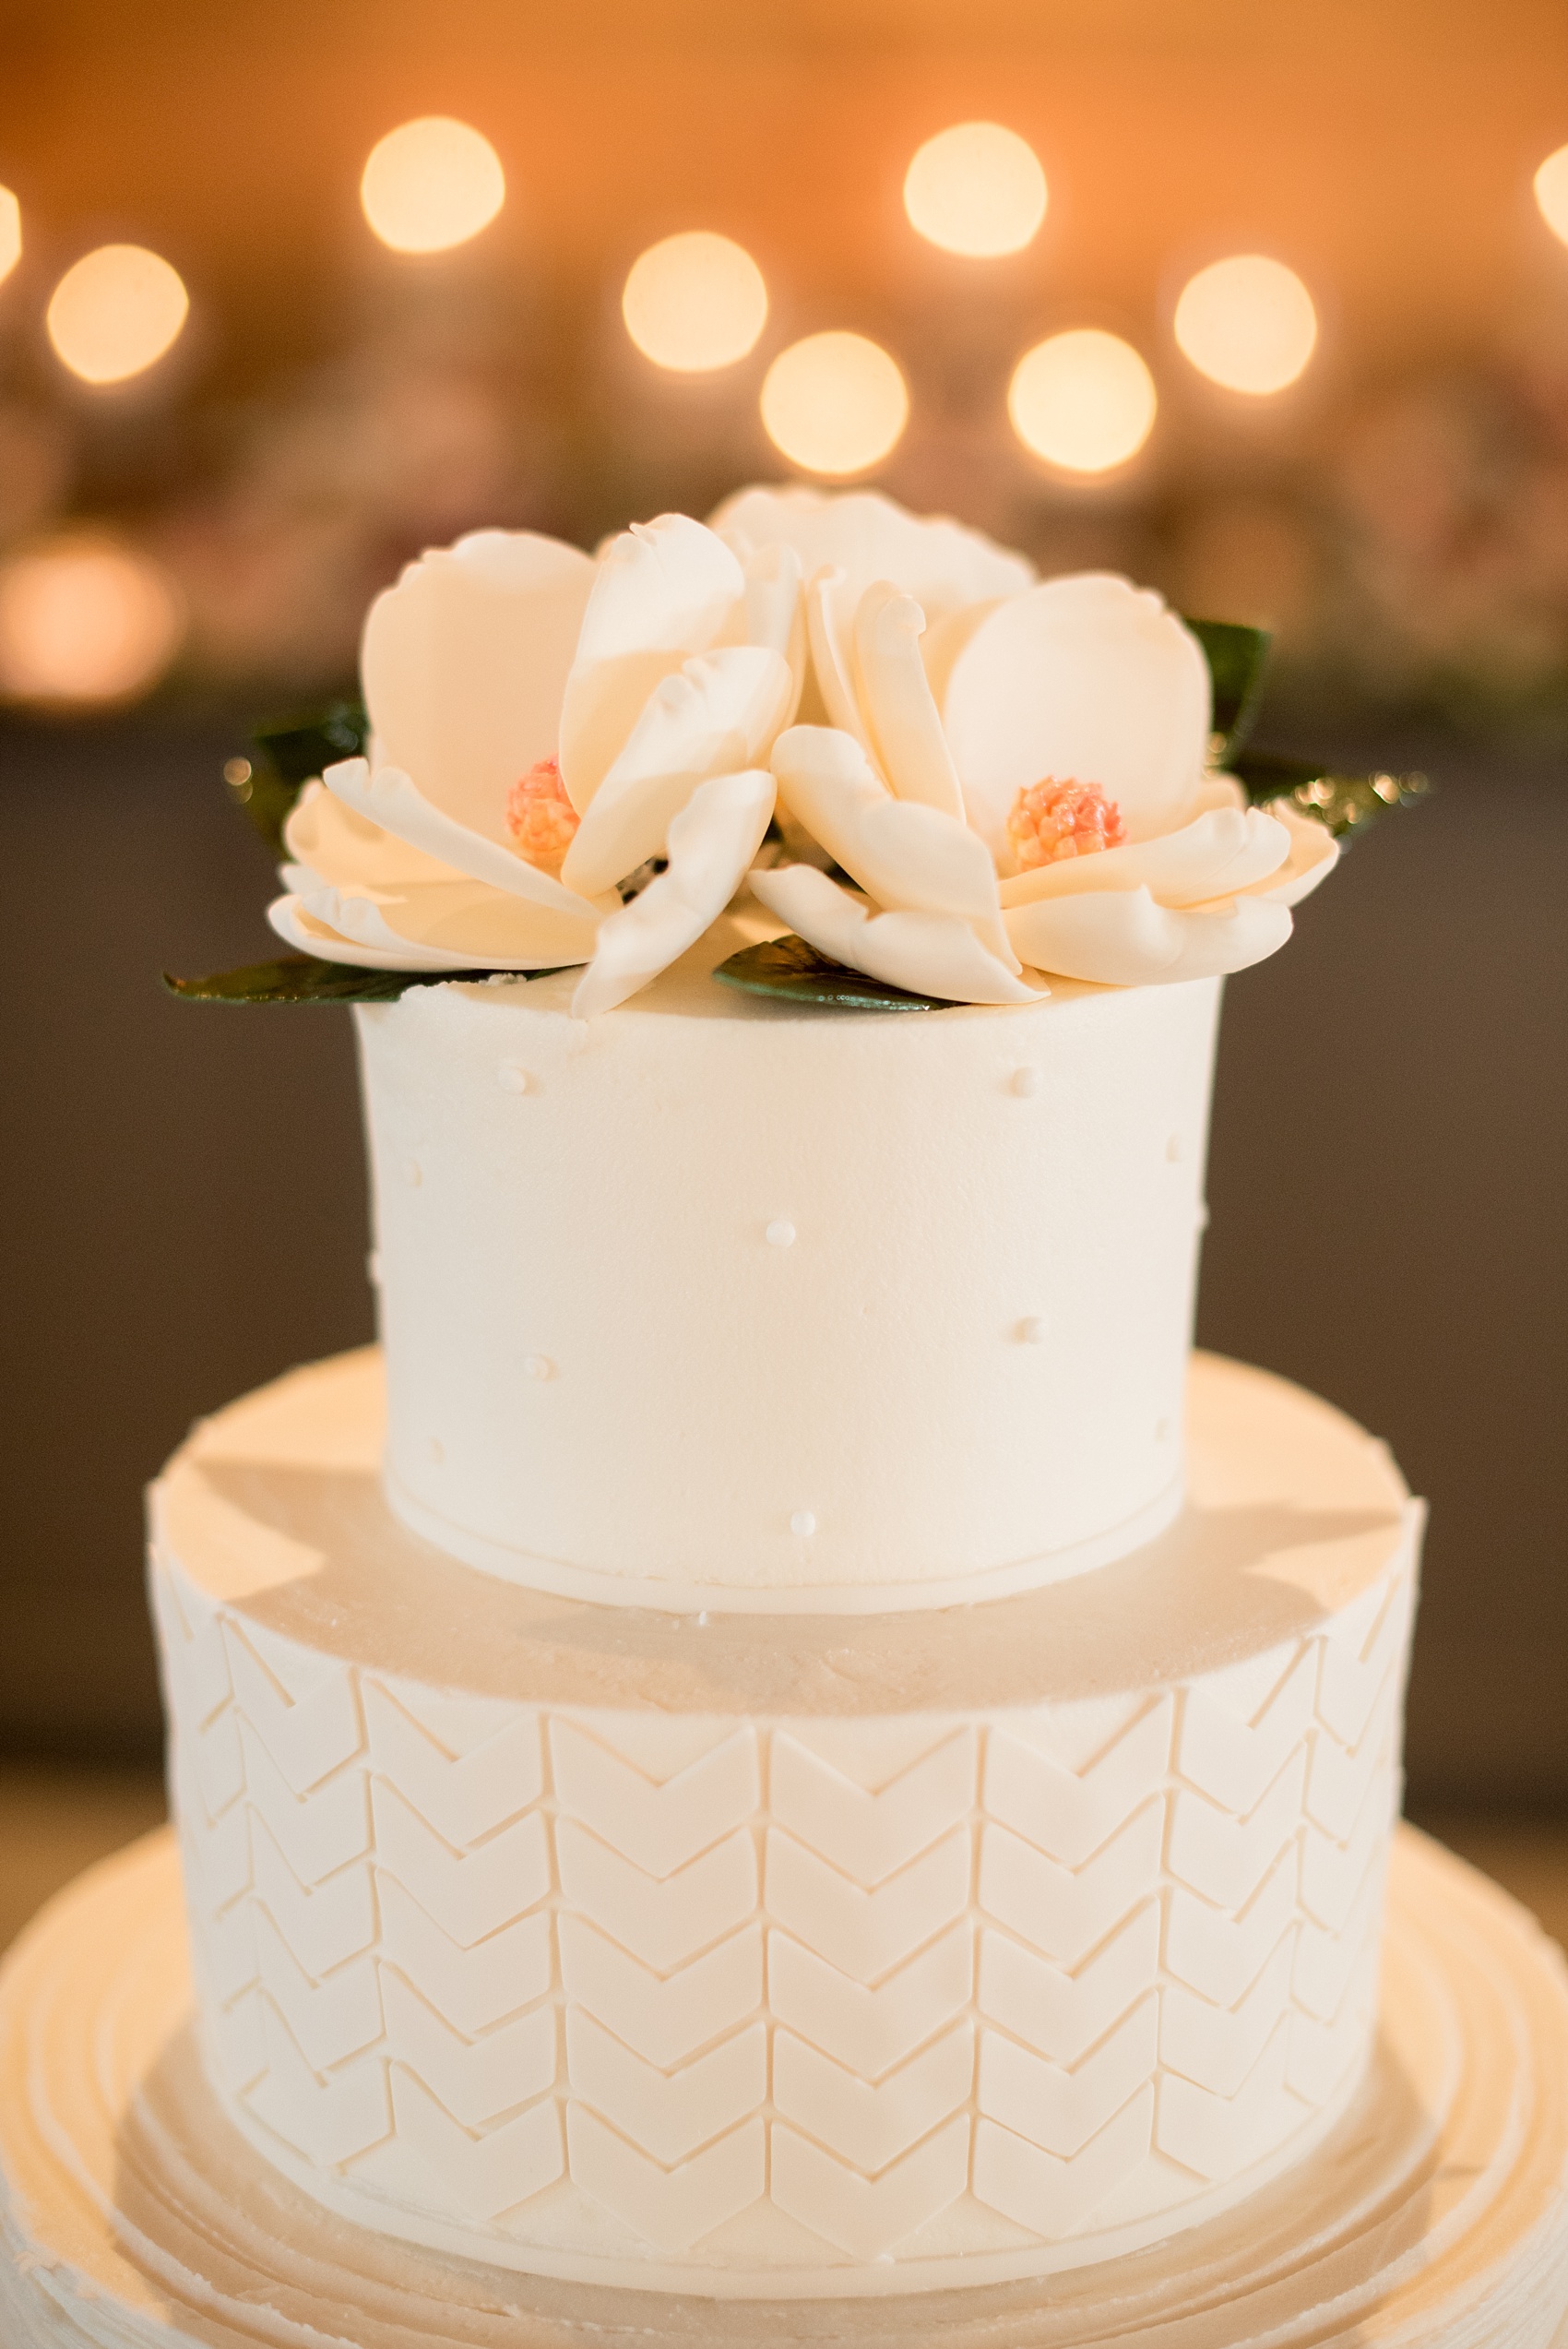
left=1008, top=329, right=1158, bottom=473
left=1174, top=255, right=1318, bottom=394
left=1535, top=144, right=1568, bottom=246
left=46, top=245, right=189, bottom=385
left=760, top=331, right=909, bottom=476
left=360, top=117, right=505, bottom=254
left=0, top=187, right=19, bottom=287
left=903, top=122, right=1048, bottom=257
left=0, top=535, right=185, bottom=704
left=622, top=232, right=768, bottom=372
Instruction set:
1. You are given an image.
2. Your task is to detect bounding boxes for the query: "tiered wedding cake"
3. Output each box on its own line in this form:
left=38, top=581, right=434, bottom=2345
left=3, top=489, right=1565, bottom=2344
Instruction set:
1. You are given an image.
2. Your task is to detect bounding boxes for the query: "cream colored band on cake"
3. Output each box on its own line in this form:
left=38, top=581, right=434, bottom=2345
left=381, top=1461, right=1187, bottom=1613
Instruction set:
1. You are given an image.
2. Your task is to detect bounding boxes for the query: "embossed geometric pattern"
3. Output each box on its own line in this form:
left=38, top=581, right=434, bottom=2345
left=154, top=1542, right=1414, bottom=2272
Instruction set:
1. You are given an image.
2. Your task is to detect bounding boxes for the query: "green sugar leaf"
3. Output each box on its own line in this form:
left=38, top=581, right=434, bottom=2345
left=162, top=955, right=566, bottom=1005
left=226, top=699, right=371, bottom=857
left=1184, top=618, right=1273, bottom=757
left=1227, top=750, right=1431, bottom=841
left=714, top=933, right=956, bottom=1012
left=253, top=699, right=370, bottom=786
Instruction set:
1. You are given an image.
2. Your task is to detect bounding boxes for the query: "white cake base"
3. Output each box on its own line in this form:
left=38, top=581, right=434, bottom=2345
left=148, top=1349, right=1420, bottom=2285
left=4, top=1829, right=1567, bottom=2347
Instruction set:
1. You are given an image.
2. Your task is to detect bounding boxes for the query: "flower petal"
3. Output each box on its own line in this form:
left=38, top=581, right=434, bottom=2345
left=805, top=569, right=873, bottom=749
left=283, top=876, right=600, bottom=972
left=1005, top=884, right=1292, bottom=985
left=739, top=543, right=807, bottom=721
left=998, top=806, right=1290, bottom=911
left=560, top=648, right=793, bottom=898
left=710, top=484, right=1035, bottom=620
left=572, top=769, right=776, bottom=1017
left=1254, top=802, right=1340, bottom=906
left=919, top=600, right=1004, bottom=714
left=771, top=725, right=1016, bottom=968
left=938, top=574, right=1212, bottom=859
left=852, top=581, right=966, bottom=821
left=267, top=894, right=455, bottom=972
left=325, top=759, right=614, bottom=917
left=751, top=864, right=1042, bottom=1007
left=282, top=780, right=452, bottom=890
left=558, top=515, right=746, bottom=812
left=362, top=530, right=596, bottom=842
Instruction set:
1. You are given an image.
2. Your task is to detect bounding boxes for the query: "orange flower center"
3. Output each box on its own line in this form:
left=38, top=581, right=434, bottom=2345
left=506, top=757, right=579, bottom=874
left=1007, top=779, right=1126, bottom=870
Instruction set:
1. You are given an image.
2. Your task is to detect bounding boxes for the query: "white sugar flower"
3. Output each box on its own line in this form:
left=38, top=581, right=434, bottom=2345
left=268, top=515, right=801, bottom=1015
left=719, top=486, right=1336, bottom=1003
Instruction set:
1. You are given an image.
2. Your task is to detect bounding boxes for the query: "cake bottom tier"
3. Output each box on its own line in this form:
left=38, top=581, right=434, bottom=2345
left=146, top=1347, right=1420, bottom=2292
left=5, top=1829, right=1568, bottom=2346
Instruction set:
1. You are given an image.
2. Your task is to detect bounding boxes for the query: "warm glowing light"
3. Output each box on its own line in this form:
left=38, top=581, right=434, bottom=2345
left=622, top=232, right=768, bottom=372
left=46, top=246, right=188, bottom=386
left=1536, top=144, right=1568, bottom=246
left=760, top=331, right=909, bottom=477
left=1173, top=255, right=1318, bottom=395
left=0, top=535, right=184, bottom=704
left=1008, top=329, right=1157, bottom=473
left=903, top=122, right=1047, bottom=257
left=0, top=187, right=19, bottom=287
left=360, top=117, right=505, bottom=254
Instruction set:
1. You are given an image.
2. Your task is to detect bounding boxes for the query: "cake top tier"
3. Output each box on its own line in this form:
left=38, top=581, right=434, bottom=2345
left=352, top=938, right=1223, bottom=1607
left=261, top=484, right=1339, bottom=1022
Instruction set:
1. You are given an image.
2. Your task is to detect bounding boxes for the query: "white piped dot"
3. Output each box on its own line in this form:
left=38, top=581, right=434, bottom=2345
left=766, top=1219, right=797, bottom=1247
left=1018, top=1316, right=1048, bottom=1345
left=1166, top=1133, right=1182, bottom=1163
left=1011, top=1066, right=1039, bottom=1097
left=366, top=1250, right=382, bottom=1286
left=1195, top=1202, right=1210, bottom=1232
left=524, top=1353, right=554, bottom=1380
left=498, top=1063, right=534, bottom=1095
left=426, top=1437, right=445, bottom=1465
left=403, top=1157, right=422, bottom=1187
left=790, top=1510, right=817, bottom=1537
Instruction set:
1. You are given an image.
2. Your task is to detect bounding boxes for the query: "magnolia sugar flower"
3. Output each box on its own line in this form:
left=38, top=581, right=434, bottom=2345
left=268, top=515, right=802, bottom=1016
left=717, top=486, right=1336, bottom=1004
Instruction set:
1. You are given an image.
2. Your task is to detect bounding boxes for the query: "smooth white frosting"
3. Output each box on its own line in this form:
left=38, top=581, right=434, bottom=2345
left=145, top=1345, right=1421, bottom=2293
left=6, top=1827, right=1567, bottom=2344
left=355, top=918, right=1221, bottom=1606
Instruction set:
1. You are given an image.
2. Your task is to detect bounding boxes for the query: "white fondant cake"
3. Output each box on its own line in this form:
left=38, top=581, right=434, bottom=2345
left=14, top=488, right=1529, bottom=2327
left=358, top=922, right=1220, bottom=1606
left=148, top=1341, right=1419, bottom=2292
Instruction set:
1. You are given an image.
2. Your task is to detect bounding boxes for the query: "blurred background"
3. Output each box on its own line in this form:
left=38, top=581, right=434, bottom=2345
left=0, top=0, right=1563, bottom=1935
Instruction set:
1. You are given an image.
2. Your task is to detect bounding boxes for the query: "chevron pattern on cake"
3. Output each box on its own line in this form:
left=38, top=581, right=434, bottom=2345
left=389, top=2068, right=564, bottom=2220
left=565, top=2011, right=767, bottom=2166
left=565, top=2107, right=766, bottom=2252
left=770, top=1729, right=977, bottom=1884
left=984, top=1698, right=1172, bottom=1870
left=972, top=2082, right=1157, bottom=2240
left=771, top=2114, right=971, bottom=2260
left=152, top=1541, right=1415, bottom=2266
left=772, top=2020, right=973, bottom=2176
left=551, top=1718, right=759, bottom=1876
left=979, top=1900, right=1161, bottom=2066
left=767, top=1919, right=974, bottom=2079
